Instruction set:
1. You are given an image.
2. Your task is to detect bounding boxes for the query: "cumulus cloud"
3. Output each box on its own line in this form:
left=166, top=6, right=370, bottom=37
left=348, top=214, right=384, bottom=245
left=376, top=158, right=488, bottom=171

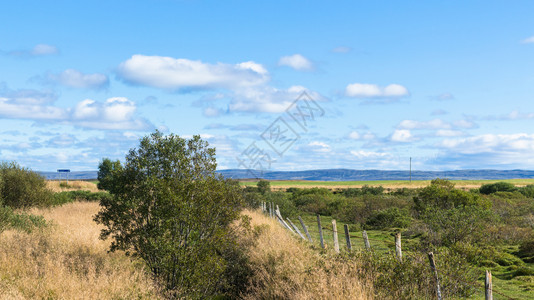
left=228, top=85, right=325, bottom=113
left=521, top=36, right=534, bottom=44
left=71, top=97, right=151, bottom=130
left=0, top=85, right=150, bottom=130
left=8, top=44, right=59, bottom=57
left=345, top=83, right=409, bottom=98
left=46, top=69, right=109, bottom=89
left=391, top=129, right=413, bottom=142
left=278, top=54, right=313, bottom=71
left=117, top=55, right=268, bottom=90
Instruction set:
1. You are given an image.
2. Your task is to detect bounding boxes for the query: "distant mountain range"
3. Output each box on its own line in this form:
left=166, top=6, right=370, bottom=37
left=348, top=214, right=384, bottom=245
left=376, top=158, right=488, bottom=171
left=40, top=169, right=534, bottom=181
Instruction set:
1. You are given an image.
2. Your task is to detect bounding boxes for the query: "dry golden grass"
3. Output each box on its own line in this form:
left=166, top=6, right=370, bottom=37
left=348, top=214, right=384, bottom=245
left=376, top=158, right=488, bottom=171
left=46, top=180, right=100, bottom=193
left=242, top=210, right=372, bottom=300
left=0, top=202, right=161, bottom=299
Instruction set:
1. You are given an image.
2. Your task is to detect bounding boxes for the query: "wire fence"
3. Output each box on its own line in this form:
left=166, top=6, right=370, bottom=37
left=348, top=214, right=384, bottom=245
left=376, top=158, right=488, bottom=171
left=261, top=201, right=520, bottom=300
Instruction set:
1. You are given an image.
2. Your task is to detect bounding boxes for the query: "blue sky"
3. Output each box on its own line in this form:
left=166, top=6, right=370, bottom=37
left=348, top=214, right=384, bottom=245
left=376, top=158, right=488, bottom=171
left=1, top=1, right=534, bottom=172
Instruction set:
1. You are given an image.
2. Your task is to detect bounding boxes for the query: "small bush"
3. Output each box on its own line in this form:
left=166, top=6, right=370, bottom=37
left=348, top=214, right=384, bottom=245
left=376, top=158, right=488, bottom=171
left=479, top=181, right=517, bottom=195
left=519, top=185, right=534, bottom=198
left=0, top=205, right=47, bottom=233
left=365, top=207, right=412, bottom=229
left=0, top=161, right=53, bottom=209
left=51, top=191, right=112, bottom=206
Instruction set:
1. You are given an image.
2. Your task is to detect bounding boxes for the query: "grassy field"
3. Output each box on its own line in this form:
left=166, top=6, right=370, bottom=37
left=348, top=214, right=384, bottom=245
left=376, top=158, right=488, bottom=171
left=241, top=178, right=534, bottom=190
left=0, top=202, right=161, bottom=299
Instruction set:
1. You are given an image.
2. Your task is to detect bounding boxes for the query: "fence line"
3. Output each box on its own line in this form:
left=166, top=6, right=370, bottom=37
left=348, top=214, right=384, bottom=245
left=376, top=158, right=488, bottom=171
left=259, top=205, right=518, bottom=299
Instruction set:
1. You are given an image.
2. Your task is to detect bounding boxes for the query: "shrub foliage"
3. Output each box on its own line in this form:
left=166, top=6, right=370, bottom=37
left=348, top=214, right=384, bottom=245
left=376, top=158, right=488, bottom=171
left=94, top=131, right=244, bottom=298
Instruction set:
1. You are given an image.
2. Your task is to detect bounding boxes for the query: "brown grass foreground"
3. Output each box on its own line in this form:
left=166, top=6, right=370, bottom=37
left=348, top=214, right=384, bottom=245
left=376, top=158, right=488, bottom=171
left=241, top=210, right=372, bottom=299
left=0, top=202, right=161, bottom=299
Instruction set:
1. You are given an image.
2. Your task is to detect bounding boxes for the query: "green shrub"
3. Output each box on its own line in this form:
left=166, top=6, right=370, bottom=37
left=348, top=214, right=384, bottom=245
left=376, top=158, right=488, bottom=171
left=414, top=179, right=489, bottom=213
left=419, top=206, right=496, bottom=247
left=242, top=190, right=263, bottom=209
left=257, top=180, right=271, bottom=195
left=265, top=191, right=297, bottom=217
left=51, top=190, right=112, bottom=206
left=354, top=248, right=477, bottom=299
left=365, top=207, right=412, bottom=229
left=519, top=185, right=534, bottom=198
left=341, top=185, right=384, bottom=197
left=0, top=205, right=47, bottom=233
left=0, top=161, right=53, bottom=209
left=479, top=181, right=517, bottom=194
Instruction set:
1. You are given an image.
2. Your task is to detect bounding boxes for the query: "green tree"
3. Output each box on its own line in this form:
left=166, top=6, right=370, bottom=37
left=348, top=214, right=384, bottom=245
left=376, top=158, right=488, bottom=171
left=94, top=131, right=244, bottom=298
left=257, top=179, right=271, bottom=195
left=96, top=158, right=122, bottom=191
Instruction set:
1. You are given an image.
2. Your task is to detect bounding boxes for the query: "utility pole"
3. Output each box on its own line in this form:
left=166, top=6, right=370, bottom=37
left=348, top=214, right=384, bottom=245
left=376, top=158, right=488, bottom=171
left=409, top=157, right=412, bottom=183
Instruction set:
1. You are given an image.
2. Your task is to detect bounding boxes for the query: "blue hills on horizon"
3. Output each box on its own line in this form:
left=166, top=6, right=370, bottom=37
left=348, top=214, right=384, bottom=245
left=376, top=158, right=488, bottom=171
left=40, top=168, right=534, bottom=181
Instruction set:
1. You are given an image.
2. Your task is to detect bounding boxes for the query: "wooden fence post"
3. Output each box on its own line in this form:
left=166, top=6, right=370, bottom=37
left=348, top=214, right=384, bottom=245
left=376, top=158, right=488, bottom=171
left=344, top=224, right=352, bottom=252
left=269, top=202, right=273, bottom=218
left=395, top=232, right=402, bottom=262
left=287, top=218, right=306, bottom=241
left=428, top=252, right=442, bottom=300
left=485, top=270, right=492, bottom=300
left=362, top=230, right=371, bottom=250
left=332, top=219, right=340, bottom=253
left=275, top=206, right=295, bottom=234
left=298, top=216, right=313, bottom=242
left=317, top=214, right=325, bottom=249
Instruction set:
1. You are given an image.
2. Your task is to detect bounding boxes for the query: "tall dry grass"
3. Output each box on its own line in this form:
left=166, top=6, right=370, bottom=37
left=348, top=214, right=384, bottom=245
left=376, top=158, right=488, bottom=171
left=242, top=210, right=372, bottom=300
left=0, top=202, right=161, bottom=299
left=47, top=180, right=100, bottom=193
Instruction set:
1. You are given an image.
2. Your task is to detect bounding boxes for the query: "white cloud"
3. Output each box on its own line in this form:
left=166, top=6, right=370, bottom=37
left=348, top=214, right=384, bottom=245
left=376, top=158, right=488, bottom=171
left=348, top=131, right=360, bottom=139
left=0, top=97, right=66, bottom=120
left=71, top=97, right=150, bottom=130
left=117, top=55, right=268, bottom=90
left=398, top=119, right=451, bottom=130
left=397, top=118, right=476, bottom=130
left=350, top=150, right=391, bottom=159
left=521, top=36, right=534, bottom=44
left=228, top=85, right=325, bottom=113
left=439, top=133, right=534, bottom=154
left=308, top=141, right=331, bottom=152
left=203, top=106, right=224, bottom=117
left=47, top=69, right=108, bottom=89
left=278, top=54, right=313, bottom=71
left=391, top=129, right=413, bottom=142
left=452, top=119, right=476, bottom=129
left=8, top=44, right=59, bottom=57
left=435, top=129, right=465, bottom=137
left=0, top=85, right=150, bottom=130
left=345, top=83, right=409, bottom=98
left=31, top=44, right=59, bottom=55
